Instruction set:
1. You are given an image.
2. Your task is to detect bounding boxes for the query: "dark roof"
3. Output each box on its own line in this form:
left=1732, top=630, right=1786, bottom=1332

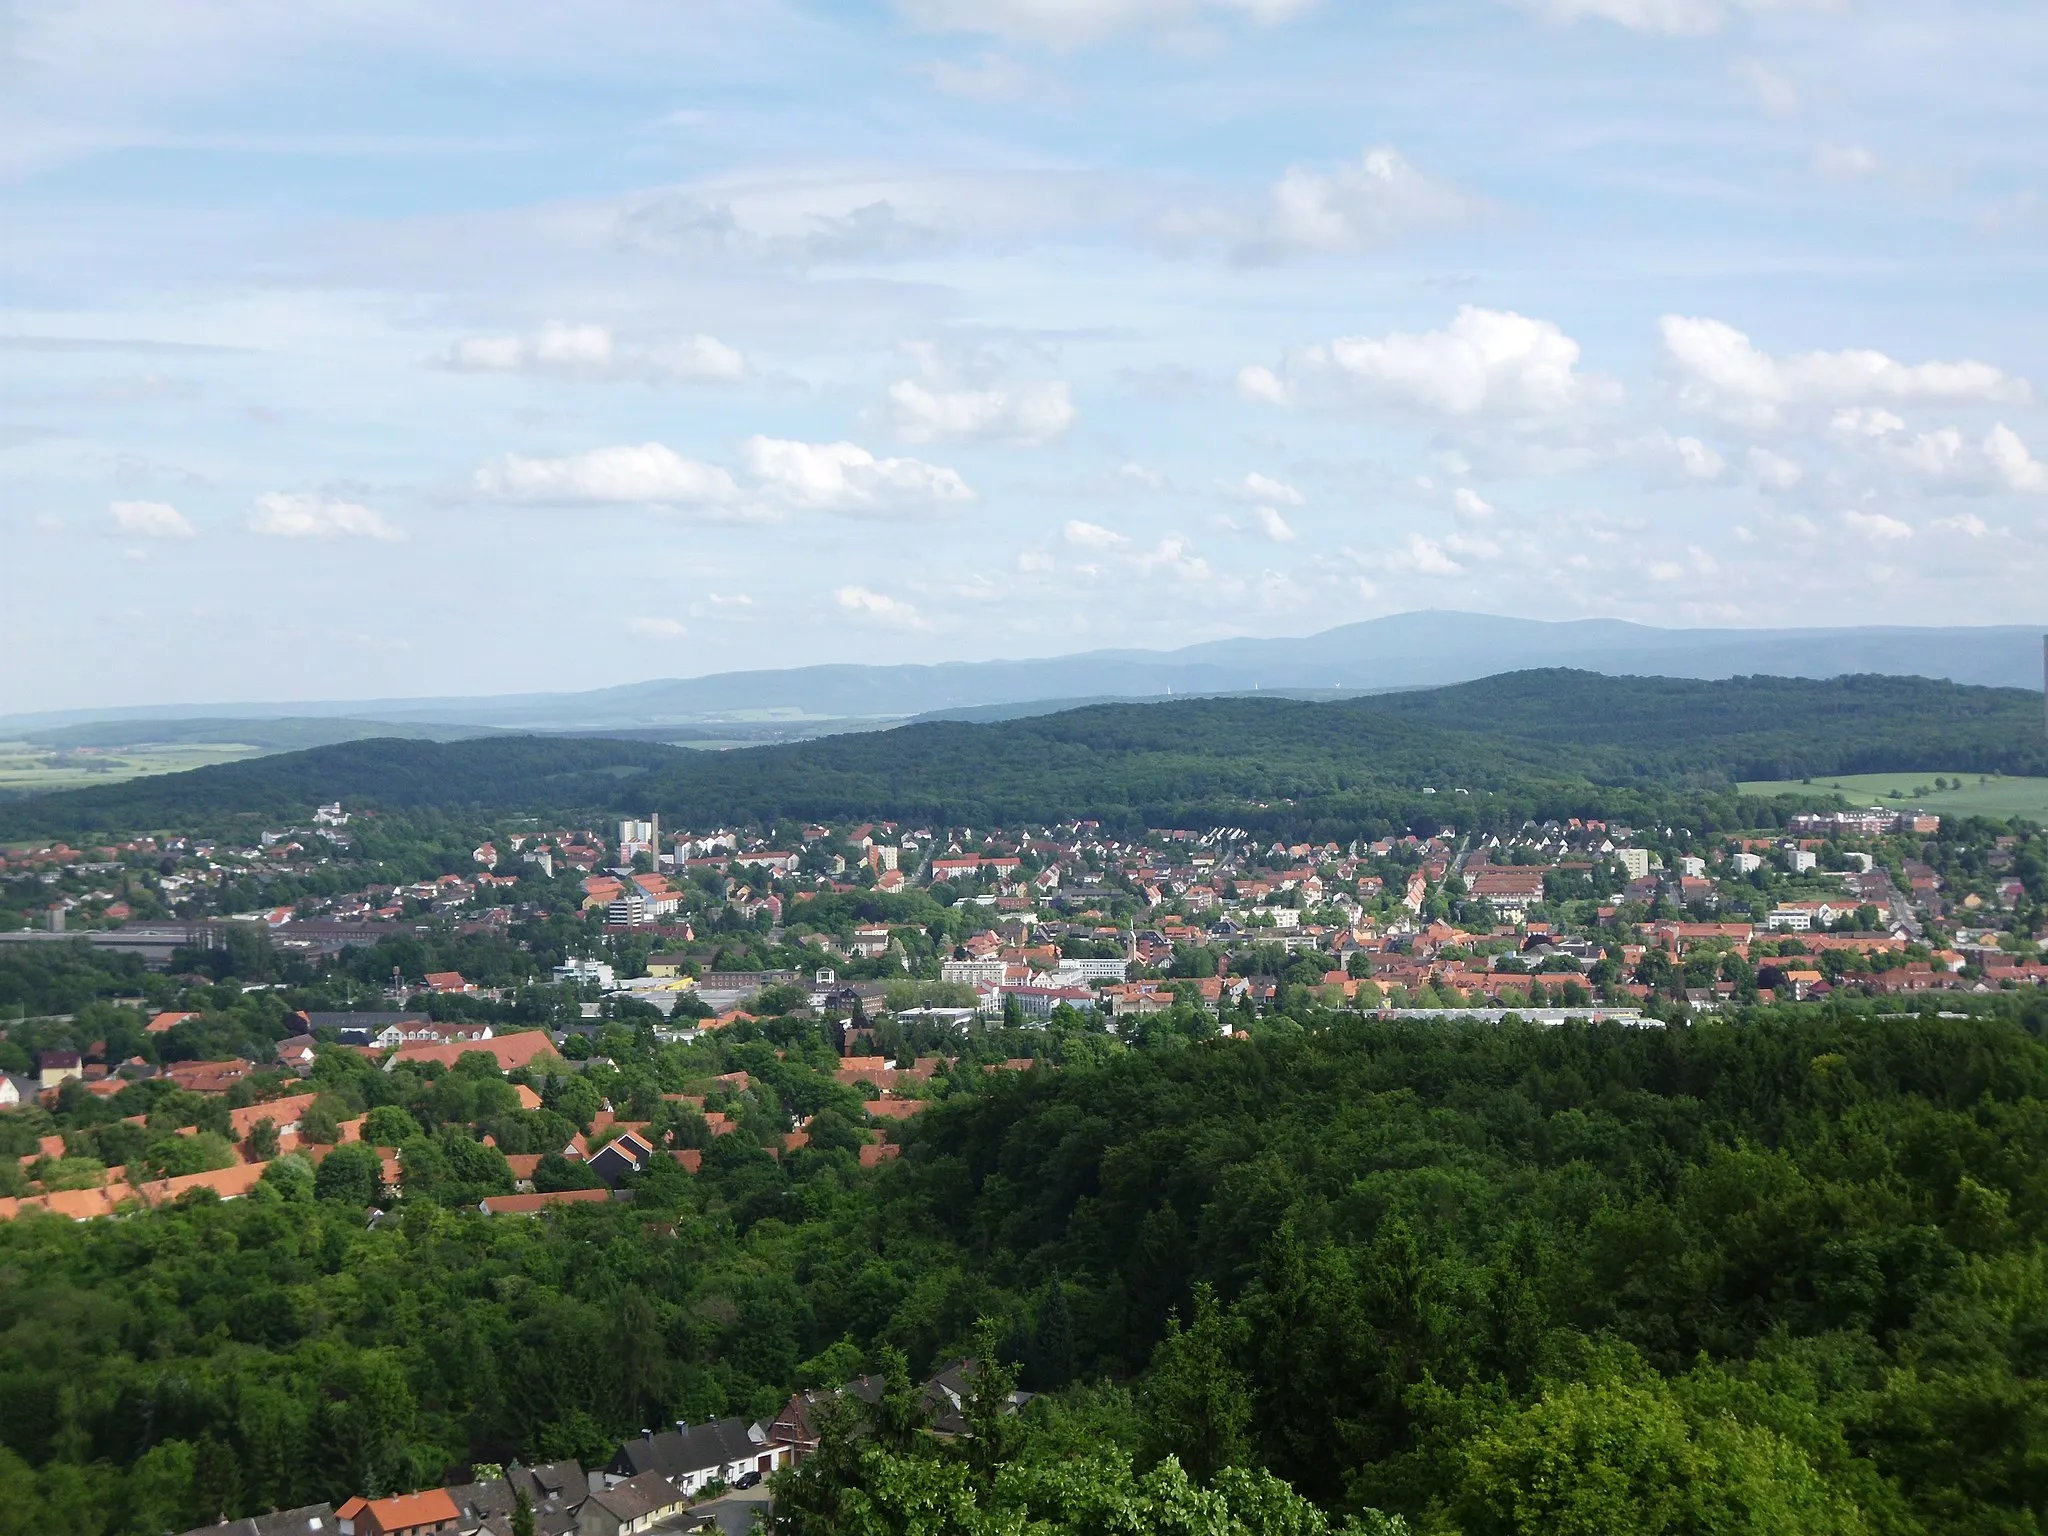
left=445, top=1463, right=586, bottom=1536
left=39, top=1050, right=81, bottom=1067
left=175, top=1504, right=337, bottom=1536
left=609, top=1418, right=760, bottom=1479
left=588, top=1471, right=686, bottom=1524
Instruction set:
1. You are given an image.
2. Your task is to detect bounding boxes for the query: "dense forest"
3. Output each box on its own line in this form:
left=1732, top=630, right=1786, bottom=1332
left=5, top=670, right=2044, bottom=839
left=6, top=1003, right=2048, bottom=1533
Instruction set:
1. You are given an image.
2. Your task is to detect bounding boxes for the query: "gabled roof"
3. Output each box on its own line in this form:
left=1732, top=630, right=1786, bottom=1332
left=608, top=1417, right=762, bottom=1480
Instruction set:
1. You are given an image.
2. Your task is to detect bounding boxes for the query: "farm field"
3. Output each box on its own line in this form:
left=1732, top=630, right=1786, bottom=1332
left=1740, top=770, right=2048, bottom=823
left=0, top=740, right=267, bottom=794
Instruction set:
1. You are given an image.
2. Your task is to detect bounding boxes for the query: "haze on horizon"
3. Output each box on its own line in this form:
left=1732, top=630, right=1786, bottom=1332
left=4, top=0, right=2046, bottom=716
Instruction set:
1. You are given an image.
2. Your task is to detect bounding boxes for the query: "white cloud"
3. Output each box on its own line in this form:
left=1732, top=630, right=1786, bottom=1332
left=1831, top=415, right=2048, bottom=495
left=1249, top=306, right=1597, bottom=418
left=1747, top=446, right=1804, bottom=490
left=893, top=0, right=1318, bottom=49
left=1842, top=509, right=1914, bottom=542
left=1064, top=519, right=1129, bottom=550
left=1660, top=315, right=2030, bottom=425
left=1930, top=512, right=1990, bottom=537
left=476, top=444, right=743, bottom=506
left=109, top=499, right=194, bottom=539
left=445, top=323, right=743, bottom=382
left=1731, top=57, right=1800, bottom=117
left=1134, top=535, right=1211, bottom=581
left=912, top=52, right=1041, bottom=97
left=1254, top=505, right=1296, bottom=542
left=1221, top=471, right=1305, bottom=505
left=836, top=585, right=929, bottom=629
left=627, top=616, right=687, bottom=640
left=248, top=493, right=401, bottom=541
left=1814, top=142, right=1879, bottom=179
left=1986, top=423, right=2048, bottom=493
left=883, top=377, right=1075, bottom=446
left=1387, top=532, right=1463, bottom=576
left=1640, top=428, right=1725, bottom=481
left=742, top=437, right=973, bottom=516
left=1518, top=0, right=1841, bottom=38
left=1250, top=147, right=1477, bottom=259
left=706, top=592, right=754, bottom=606
left=654, top=334, right=748, bottom=382
left=1236, top=364, right=1290, bottom=406
left=1453, top=487, right=1496, bottom=518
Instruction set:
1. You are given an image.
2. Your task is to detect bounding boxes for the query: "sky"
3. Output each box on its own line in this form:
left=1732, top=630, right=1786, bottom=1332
left=3, top=0, right=2046, bottom=714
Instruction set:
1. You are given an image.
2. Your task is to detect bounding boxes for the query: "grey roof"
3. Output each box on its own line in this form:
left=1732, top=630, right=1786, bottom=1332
left=445, top=1461, right=588, bottom=1536
left=609, top=1418, right=761, bottom=1480
left=589, top=1471, right=687, bottom=1524
left=176, top=1504, right=336, bottom=1536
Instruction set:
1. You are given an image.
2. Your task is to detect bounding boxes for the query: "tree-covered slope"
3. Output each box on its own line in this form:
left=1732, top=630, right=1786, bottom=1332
left=0, top=736, right=685, bottom=835
left=3, top=670, right=2042, bottom=838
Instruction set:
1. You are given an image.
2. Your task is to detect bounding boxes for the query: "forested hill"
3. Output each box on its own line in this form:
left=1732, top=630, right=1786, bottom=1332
left=0, top=736, right=685, bottom=835
left=3, top=669, right=2043, bottom=838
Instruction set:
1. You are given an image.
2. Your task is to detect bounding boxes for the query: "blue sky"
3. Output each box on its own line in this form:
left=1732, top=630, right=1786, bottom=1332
left=3, top=0, right=2046, bottom=713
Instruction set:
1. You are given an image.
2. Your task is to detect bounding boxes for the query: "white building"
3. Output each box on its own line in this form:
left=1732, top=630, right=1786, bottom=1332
left=554, top=957, right=617, bottom=989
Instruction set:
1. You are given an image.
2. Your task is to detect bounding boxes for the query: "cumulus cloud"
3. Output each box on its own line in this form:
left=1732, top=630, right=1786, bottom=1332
left=476, top=438, right=970, bottom=519
left=893, top=0, right=1317, bottom=49
left=1830, top=414, right=2048, bottom=495
left=742, top=437, right=973, bottom=516
left=1254, top=505, right=1296, bottom=542
left=1385, top=532, right=1463, bottom=576
left=1248, top=148, right=1478, bottom=259
left=1986, top=423, right=2048, bottom=493
left=912, top=52, right=1043, bottom=97
left=1731, top=57, right=1800, bottom=116
left=1064, top=519, right=1129, bottom=550
left=444, top=322, right=744, bottom=382
left=883, top=377, right=1075, bottom=445
left=1814, top=142, right=1879, bottom=179
left=1930, top=512, right=1990, bottom=537
left=248, top=493, right=402, bottom=541
left=109, top=499, right=194, bottom=539
left=1638, top=428, right=1725, bottom=481
left=836, top=585, right=929, bottom=629
left=626, top=616, right=687, bottom=640
left=1453, top=487, right=1496, bottom=518
left=1661, top=315, right=2029, bottom=425
left=1747, top=446, right=1804, bottom=490
left=1517, top=0, right=1841, bottom=38
left=1134, top=535, right=1211, bottom=581
left=1219, top=471, right=1305, bottom=505
left=476, top=444, right=744, bottom=506
left=1842, top=509, right=1914, bottom=542
left=1244, top=306, right=1599, bottom=418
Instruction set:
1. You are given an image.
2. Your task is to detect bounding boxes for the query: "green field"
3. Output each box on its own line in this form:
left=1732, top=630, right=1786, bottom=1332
left=1740, top=770, right=2048, bottom=823
left=0, top=739, right=267, bottom=793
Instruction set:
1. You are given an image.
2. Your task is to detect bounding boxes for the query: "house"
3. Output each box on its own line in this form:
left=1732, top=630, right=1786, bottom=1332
left=1468, top=868, right=1547, bottom=915
left=274, top=1036, right=320, bottom=1071
left=162, top=1058, right=253, bottom=1094
left=37, top=1050, right=83, bottom=1089
left=766, top=1377, right=886, bottom=1462
left=422, top=972, right=475, bottom=995
left=386, top=1031, right=557, bottom=1074
left=589, top=1131, right=656, bottom=1187
left=146, top=1011, right=200, bottom=1035
left=574, top=1472, right=687, bottom=1536
left=478, top=1189, right=612, bottom=1216
left=645, top=952, right=694, bottom=979
left=335, top=1489, right=461, bottom=1536
left=444, top=1461, right=588, bottom=1536
left=920, top=1359, right=1035, bottom=1437
left=605, top=1417, right=792, bottom=1497
left=173, top=1504, right=337, bottom=1536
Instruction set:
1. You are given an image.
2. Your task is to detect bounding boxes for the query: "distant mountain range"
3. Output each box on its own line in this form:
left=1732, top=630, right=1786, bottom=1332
left=4, top=611, right=2042, bottom=740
